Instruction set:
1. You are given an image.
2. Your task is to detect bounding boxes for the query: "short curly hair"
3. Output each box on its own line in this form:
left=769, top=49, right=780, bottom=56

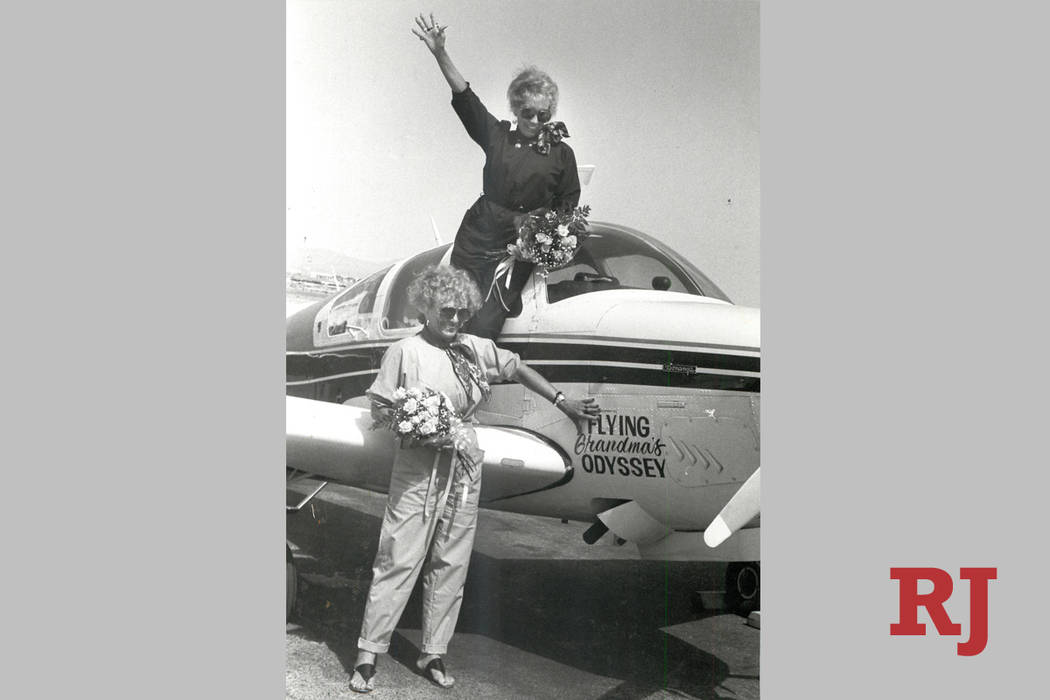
left=407, top=265, right=483, bottom=320
left=507, top=66, right=559, bottom=117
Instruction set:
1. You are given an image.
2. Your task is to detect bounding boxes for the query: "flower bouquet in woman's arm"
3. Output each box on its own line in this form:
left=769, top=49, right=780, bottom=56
left=507, top=204, right=591, bottom=272
left=386, top=387, right=456, bottom=442
left=380, top=387, right=484, bottom=475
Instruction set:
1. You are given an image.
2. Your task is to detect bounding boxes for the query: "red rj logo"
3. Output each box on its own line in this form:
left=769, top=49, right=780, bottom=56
left=890, top=567, right=997, bottom=656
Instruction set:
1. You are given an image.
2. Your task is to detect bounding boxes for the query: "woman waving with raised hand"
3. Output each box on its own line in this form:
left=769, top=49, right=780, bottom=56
left=412, top=12, right=582, bottom=340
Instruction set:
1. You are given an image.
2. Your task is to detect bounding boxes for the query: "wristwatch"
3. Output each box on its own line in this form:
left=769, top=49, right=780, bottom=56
left=553, top=391, right=567, bottom=407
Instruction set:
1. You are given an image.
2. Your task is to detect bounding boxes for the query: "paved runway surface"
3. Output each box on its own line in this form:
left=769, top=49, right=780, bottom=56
left=287, top=481, right=759, bottom=699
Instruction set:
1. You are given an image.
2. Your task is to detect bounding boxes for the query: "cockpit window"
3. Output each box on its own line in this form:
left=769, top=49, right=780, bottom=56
left=545, top=231, right=702, bottom=303
left=325, top=267, right=389, bottom=337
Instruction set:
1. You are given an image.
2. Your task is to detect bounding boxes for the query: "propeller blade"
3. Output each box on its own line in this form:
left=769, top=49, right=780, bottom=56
left=704, top=468, right=760, bottom=548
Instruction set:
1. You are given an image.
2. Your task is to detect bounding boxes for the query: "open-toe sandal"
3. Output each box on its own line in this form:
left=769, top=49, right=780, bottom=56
left=417, top=657, right=454, bottom=689
left=350, top=663, right=376, bottom=694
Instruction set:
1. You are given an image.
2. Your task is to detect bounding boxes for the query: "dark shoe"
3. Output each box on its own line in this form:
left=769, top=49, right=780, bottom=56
left=350, top=663, right=376, bottom=694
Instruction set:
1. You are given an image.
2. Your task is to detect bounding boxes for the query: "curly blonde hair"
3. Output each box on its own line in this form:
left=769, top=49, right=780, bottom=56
left=407, top=265, right=483, bottom=319
left=507, top=66, right=559, bottom=117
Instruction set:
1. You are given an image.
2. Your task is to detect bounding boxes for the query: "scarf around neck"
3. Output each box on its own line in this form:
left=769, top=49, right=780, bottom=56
left=532, top=121, right=569, bottom=155
left=419, top=328, right=491, bottom=402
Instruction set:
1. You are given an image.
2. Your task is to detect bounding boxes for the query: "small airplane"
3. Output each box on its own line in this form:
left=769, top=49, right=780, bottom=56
left=286, top=221, right=760, bottom=617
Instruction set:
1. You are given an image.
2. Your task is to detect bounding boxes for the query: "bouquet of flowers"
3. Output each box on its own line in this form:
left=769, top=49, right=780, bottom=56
left=387, top=386, right=456, bottom=440
left=507, top=204, right=591, bottom=272
left=376, top=386, right=485, bottom=478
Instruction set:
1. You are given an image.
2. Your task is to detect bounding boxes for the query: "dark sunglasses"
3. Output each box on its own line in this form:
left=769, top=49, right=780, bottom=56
left=439, top=307, right=473, bottom=322
left=519, top=107, right=552, bottom=123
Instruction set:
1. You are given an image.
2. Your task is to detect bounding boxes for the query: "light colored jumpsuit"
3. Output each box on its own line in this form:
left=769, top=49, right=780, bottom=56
left=357, top=332, right=520, bottom=655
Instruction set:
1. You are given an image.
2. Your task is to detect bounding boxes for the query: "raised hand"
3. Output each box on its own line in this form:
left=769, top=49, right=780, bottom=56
left=411, top=12, right=447, bottom=53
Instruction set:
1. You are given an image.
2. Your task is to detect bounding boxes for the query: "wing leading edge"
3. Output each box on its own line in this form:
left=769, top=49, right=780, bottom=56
left=286, top=396, right=572, bottom=499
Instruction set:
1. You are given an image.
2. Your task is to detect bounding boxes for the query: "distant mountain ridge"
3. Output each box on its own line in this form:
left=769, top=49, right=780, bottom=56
left=287, top=248, right=390, bottom=281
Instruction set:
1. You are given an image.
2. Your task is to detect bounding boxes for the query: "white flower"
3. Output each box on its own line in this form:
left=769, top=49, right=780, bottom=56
left=397, top=420, right=413, bottom=433
left=412, top=413, right=425, bottom=425
left=535, top=232, right=551, bottom=244
left=393, top=387, right=407, bottom=400
left=565, top=235, right=577, bottom=247
left=419, top=420, right=438, bottom=435
left=556, top=224, right=570, bottom=238
left=424, top=395, right=441, bottom=408
left=402, top=398, right=418, bottom=413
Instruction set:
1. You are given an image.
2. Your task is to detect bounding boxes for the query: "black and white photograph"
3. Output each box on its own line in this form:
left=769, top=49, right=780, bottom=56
left=285, top=0, right=760, bottom=697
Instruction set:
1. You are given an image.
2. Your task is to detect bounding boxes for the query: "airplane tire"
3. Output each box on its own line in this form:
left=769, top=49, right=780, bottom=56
left=725, top=561, right=760, bottom=615
left=286, top=544, right=298, bottom=621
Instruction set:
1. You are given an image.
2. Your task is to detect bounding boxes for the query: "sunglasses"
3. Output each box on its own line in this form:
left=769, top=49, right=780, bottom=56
left=518, top=107, right=552, bottom=123
left=438, top=307, right=473, bottom=322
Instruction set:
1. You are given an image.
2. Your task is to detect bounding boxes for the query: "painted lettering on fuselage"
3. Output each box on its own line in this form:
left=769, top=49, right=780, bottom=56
left=575, top=414, right=666, bottom=478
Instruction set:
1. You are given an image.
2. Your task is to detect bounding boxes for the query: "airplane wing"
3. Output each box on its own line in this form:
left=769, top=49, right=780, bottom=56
left=286, top=396, right=572, bottom=499
left=703, top=467, right=760, bottom=547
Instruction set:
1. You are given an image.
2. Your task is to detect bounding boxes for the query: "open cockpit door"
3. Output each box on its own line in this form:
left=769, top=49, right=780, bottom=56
left=379, top=246, right=450, bottom=335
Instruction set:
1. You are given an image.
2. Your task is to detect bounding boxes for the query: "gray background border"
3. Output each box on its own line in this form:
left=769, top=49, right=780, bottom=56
left=5, top=1, right=1047, bottom=697
left=6, top=2, right=285, bottom=697
left=764, top=1, right=1047, bottom=696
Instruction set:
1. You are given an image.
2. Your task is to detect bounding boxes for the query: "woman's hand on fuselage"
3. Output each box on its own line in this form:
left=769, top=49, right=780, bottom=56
left=412, top=13, right=447, bottom=54
left=558, top=396, right=601, bottom=424
left=512, top=364, right=602, bottom=430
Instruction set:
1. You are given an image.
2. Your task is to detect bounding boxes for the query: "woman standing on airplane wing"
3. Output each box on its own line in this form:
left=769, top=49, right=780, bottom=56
left=349, top=265, right=598, bottom=693
left=413, top=12, right=582, bottom=339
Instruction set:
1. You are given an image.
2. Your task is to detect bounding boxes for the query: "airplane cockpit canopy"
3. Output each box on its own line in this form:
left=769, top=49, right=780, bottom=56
left=308, top=222, right=731, bottom=346
left=545, top=224, right=730, bottom=304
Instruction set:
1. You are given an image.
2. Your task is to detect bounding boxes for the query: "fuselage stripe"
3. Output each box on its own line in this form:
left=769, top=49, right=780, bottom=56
left=287, top=366, right=759, bottom=393
left=524, top=359, right=760, bottom=378
left=499, top=333, right=759, bottom=354
left=287, top=336, right=760, bottom=357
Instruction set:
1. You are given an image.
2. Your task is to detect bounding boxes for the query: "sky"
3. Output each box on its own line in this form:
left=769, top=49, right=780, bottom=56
left=288, top=0, right=759, bottom=307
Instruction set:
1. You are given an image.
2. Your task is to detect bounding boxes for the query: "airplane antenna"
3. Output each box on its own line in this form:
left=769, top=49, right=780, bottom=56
left=430, top=216, right=444, bottom=245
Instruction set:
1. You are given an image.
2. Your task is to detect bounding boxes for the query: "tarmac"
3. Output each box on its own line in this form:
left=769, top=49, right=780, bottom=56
left=287, top=480, right=759, bottom=699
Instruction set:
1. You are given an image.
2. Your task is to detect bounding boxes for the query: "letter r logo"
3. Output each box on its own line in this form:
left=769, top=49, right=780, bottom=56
left=890, top=567, right=961, bottom=636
